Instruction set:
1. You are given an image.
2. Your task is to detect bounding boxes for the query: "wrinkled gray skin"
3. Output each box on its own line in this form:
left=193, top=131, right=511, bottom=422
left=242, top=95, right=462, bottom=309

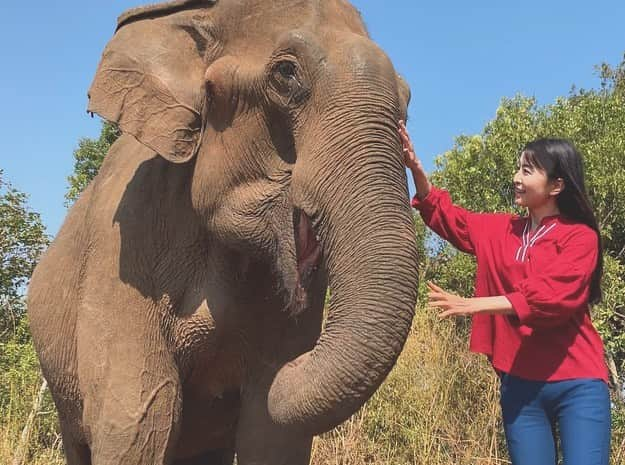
left=27, top=0, right=418, bottom=464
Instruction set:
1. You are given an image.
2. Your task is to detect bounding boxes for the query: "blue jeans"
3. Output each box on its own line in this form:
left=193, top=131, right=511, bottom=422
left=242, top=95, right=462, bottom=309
left=499, top=373, right=611, bottom=465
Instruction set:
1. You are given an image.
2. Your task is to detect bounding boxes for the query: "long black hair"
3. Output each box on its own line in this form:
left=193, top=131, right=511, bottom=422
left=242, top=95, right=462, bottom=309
left=521, top=138, right=603, bottom=305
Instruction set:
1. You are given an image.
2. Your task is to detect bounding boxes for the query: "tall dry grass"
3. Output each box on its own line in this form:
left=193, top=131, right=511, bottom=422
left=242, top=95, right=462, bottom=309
left=311, top=307, right=509, bottom=465
left=0, top=368, right=64, bottom=465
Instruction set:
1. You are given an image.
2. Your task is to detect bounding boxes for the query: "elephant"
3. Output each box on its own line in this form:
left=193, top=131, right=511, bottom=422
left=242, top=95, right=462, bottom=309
left=27, top=0, right=419, bottom=464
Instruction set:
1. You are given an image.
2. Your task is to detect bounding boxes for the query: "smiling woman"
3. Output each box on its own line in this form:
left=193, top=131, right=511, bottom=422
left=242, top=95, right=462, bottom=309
left=400, top=124, right=611, bottom=465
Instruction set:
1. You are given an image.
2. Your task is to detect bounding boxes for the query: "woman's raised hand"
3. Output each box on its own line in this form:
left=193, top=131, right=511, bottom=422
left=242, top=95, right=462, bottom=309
left=398, top=120, right=423, bottom=172
left=398, top=121, right=431, bottom=199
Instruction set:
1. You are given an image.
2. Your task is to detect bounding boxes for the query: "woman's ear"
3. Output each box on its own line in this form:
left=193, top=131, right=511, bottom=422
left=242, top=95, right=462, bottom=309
left=549, top=177, right=565, bottom=196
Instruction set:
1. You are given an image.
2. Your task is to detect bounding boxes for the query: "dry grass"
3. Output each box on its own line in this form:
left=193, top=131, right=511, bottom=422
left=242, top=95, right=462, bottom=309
left=0, top=377, right=64, bottom=465
left=311, top=307, right=509, bottom=465
left=2, top=306, right=624, bottom=464
left=311, top=307, right=625, bottom=465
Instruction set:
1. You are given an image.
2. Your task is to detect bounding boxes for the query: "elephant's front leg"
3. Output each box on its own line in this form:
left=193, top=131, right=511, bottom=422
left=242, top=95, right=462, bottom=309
left=235, top=372, right=313, bottom=465
left=76, top=303, right=184, bottom=465
left=235, top=315, right=320, bottom=464
left=88, top=377, right=183, bottom=465
left=234, top=268, right=325, bottom=464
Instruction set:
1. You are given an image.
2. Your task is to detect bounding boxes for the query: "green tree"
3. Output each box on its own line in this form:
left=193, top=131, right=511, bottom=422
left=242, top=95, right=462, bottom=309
left=65, top=120, right=120, bottom=205
left=424, top=55, right=625, bottom=377
left=0, top=171, right=57, bottom=464
left=0, top=171, right=49, bottom=339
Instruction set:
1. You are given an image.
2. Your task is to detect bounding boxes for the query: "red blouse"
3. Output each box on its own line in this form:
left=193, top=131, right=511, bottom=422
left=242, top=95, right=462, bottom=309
left=412, top=186, right=608, bottom=382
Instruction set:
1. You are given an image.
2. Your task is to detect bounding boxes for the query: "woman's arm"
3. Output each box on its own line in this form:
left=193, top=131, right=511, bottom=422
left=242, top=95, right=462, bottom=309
left=505, top=228, right=599, bottom=328
left=426, top=230, right=600, bottom=326
left=427, top=282, right=515, bottom=318
left=398, top=121, right=480, bottom=255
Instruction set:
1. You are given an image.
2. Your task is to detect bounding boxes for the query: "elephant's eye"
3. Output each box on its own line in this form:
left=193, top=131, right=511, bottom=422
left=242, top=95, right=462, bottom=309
left=268, top=58, right=308, bottom=107
left=275, top=60, right=297, bottom=80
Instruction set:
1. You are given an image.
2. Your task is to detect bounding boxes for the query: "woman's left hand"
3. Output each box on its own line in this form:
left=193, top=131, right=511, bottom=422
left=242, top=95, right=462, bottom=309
left=427, top=281, right=481, bottom=318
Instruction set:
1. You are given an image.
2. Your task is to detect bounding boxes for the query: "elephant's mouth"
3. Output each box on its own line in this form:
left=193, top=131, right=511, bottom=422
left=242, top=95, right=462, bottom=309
left=294, top=209, right=322, bottom=291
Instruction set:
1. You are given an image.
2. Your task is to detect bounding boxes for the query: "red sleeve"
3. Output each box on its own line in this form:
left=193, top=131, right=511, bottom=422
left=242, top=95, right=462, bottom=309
left=505, top=227, right=599, bottom=328
left=411, top=186, right=477, bottom=254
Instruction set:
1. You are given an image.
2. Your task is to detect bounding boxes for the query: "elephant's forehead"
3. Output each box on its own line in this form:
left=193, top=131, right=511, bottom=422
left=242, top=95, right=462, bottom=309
left=118, top=0, right=368, bottom=54
left=216, top=0, right=367, bottom=42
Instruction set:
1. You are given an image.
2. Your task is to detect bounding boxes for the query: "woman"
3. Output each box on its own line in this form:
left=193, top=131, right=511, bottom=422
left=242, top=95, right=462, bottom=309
left=398, top=121, right=611, bottom=465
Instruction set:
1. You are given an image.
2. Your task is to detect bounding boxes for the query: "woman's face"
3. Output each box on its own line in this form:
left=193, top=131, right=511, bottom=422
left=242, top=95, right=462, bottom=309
left=513, top=153, right=562, bottom=210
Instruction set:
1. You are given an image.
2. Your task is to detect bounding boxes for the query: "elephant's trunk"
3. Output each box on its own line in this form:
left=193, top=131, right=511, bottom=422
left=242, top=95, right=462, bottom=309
left=267, top=81, right=419, bottom=434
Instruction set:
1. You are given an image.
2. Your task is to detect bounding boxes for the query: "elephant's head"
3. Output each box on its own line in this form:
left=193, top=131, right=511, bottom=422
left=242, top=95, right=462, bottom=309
left=88, top=0, right=418, bottom=435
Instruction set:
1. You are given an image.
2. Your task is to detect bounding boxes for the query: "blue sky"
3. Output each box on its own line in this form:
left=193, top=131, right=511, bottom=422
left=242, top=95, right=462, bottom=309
left=1, top=1, right=624, bottom=237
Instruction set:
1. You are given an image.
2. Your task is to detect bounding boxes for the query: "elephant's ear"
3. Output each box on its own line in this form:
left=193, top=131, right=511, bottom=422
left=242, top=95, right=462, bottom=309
left=88, top=0, right=218, bottom=163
